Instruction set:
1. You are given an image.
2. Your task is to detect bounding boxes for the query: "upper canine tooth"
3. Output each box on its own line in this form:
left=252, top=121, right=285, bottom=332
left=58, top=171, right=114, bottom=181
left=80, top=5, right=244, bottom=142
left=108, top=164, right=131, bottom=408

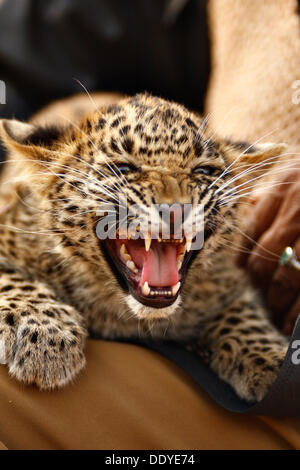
left=177, top=260, right=182, bottom=271
left=185, top=236, right=192, bottom=252
left=171, top=282, right=181, bottom=296
left=144, top=236, right=151, bottom=252
left=142, top=281, right=150, bottom=296
left=126, top=260, right=138, bottom=273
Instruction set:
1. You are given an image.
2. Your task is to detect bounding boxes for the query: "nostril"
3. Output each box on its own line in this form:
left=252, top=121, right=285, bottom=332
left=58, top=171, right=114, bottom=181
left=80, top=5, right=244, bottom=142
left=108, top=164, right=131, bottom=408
left=169, top=204, right=185, bottom=225
left=158, top=204, right=189, bottom=236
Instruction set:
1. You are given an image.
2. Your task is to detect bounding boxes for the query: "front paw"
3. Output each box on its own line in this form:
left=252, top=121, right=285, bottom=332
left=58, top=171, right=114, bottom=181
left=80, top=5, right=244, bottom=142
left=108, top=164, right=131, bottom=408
left=230, top=352, right=286, bottom=402
left=0, top=306, right=87, bottom=389
left=211, top=338, right=287, bottom=403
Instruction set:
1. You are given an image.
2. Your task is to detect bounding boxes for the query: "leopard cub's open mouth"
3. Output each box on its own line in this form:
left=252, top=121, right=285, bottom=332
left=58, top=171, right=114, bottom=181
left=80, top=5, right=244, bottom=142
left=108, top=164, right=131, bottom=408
left=102, top=230, right=196, bottom=308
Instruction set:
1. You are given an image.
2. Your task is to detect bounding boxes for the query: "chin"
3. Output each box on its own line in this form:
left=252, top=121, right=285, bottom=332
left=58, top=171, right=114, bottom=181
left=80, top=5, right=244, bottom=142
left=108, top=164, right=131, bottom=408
left=125, top=294, right=182, bottom=320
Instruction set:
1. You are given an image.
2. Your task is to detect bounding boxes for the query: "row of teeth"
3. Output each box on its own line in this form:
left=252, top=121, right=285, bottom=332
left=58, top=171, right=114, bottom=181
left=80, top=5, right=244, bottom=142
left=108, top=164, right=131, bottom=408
left=144, top=235, right=192, bottom=253
left=159, top=239, right=183, bottom=243
left=141, top=281, right=181, bottom=297
left=120, top=244, right=138, bottom=273
left=120, top=242, right=186, bottom=273
left=118, top=231, right=193, bottom=253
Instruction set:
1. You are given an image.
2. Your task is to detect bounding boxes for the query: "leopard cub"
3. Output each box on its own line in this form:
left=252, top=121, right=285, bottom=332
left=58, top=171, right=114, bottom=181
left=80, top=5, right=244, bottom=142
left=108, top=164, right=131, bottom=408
left=0, top=93, right=288, bottom=401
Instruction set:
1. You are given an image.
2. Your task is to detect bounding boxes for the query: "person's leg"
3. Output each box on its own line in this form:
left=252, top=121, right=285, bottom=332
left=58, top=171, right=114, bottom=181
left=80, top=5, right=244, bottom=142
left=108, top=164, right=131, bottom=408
left=0, top=340, right=295, bottom=450
left=206, top=0, right=300, bottom=147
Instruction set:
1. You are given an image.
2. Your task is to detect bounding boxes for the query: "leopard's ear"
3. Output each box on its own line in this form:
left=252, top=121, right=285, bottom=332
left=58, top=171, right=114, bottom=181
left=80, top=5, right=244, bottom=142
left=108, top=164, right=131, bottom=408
left=0, top=119, right=64, bottom=163
left=222, top=140, right=287, bottom=173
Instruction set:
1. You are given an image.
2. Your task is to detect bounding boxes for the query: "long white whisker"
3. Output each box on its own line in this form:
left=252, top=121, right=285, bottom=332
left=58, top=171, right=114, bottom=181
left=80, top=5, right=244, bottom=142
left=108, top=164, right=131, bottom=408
left=216, top=211, right=280, bottom=261
left=219, top=162, right=300, bottom=199
left=209, top=128, right=280, bottom=189
left=220, top=178, right=300, bottom=205
left=205, top=106, right=238, bottom=144
left=52, top=112, right=127, bottom=193
left=2, top=156, right=120, bottom=202
left=73, top=78, right=100, bottom=111
left=215, top=152, right=298, bottom=195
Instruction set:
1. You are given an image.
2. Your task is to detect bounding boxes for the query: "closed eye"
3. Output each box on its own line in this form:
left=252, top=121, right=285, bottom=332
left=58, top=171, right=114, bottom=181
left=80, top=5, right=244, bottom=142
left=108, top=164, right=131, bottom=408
left=193, top=166, right=218, bottom=176
left=111, top=163, right=138, bottom=175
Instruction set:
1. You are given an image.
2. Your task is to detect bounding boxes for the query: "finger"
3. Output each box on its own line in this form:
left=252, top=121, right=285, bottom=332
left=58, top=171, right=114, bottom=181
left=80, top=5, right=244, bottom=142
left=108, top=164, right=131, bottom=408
left=283, top=295, right=300, bottom=336
left=267, top=271, right=300, bottom=329
left=246, top=196, right=300, bottom=289
left=246, top=230, right=288, bottom=289
left=237, top=168, right=298, bottom=267
left=236, top=191, right=284, bottom=266
left=267, top=238, right=300, bottom=329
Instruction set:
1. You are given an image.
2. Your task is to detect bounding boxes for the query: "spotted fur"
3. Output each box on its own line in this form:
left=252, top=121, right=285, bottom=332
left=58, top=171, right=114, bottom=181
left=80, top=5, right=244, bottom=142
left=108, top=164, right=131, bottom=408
left=0, top=93, right=288, bottom=401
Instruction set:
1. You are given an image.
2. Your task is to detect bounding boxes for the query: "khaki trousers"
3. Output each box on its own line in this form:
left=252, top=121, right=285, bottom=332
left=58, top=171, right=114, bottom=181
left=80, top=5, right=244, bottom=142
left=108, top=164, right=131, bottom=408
left=0, top=340, right=299, bottom=450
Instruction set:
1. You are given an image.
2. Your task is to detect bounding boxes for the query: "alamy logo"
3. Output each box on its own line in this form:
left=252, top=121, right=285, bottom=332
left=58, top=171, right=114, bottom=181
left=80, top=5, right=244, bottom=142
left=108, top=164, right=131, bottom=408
left=95, top=197, right=205, bottom=250
left=291, top=80, right=300, bottom=105
left=291, top=340, right=300, bottom=365
left=0, top=80, right=6, bottom=104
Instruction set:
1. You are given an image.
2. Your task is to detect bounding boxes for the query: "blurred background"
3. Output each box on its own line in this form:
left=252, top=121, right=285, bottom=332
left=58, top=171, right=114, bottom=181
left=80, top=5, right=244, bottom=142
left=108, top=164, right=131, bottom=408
left=0, top=0, right=210, bottom=123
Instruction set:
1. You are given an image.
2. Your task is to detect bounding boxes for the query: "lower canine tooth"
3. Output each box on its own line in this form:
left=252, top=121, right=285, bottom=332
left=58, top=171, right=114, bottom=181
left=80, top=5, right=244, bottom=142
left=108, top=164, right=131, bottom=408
left=142, top=281, right=150, bottom=296
left=171, top=282, right=181, bottom=296
left=126, top=260, right=138, bottom=273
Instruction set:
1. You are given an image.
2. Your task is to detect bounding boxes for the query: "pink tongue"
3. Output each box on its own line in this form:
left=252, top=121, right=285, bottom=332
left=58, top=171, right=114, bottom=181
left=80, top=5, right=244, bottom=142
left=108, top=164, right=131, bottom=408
left=140, top=244, right=179, bottom=287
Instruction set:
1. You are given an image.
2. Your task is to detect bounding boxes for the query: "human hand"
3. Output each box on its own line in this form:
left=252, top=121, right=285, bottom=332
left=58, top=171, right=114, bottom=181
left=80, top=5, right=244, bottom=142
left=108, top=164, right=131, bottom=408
left=237, top=165, right=300, bottom=335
